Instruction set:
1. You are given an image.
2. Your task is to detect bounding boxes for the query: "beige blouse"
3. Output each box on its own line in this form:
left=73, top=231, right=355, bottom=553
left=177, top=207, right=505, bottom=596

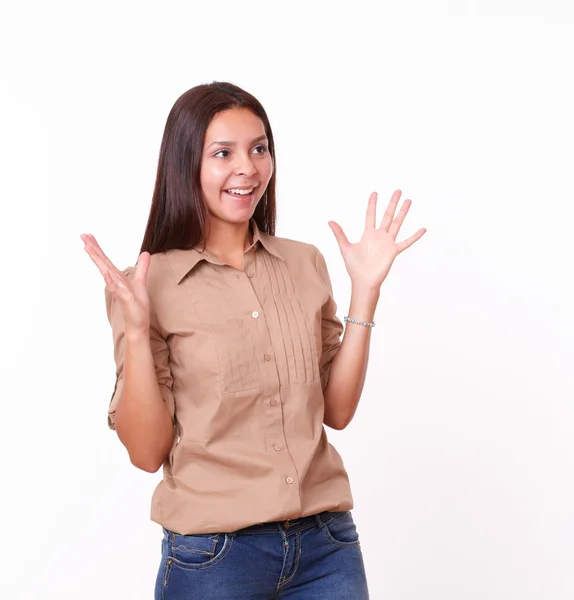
left=105, top=219, right=353, bottom=535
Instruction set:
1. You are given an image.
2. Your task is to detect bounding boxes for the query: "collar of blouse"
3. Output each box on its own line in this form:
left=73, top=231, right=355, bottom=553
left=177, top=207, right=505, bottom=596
left=166, top=218, right=285, bottom=284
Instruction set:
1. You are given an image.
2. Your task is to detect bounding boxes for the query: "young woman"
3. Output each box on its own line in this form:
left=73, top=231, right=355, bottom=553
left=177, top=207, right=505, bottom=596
left=81, top=81, right=425, bottom=599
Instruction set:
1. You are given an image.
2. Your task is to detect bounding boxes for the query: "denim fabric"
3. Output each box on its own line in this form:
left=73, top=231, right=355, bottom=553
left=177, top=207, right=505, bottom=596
left=154, top=510, right=369, bottom=599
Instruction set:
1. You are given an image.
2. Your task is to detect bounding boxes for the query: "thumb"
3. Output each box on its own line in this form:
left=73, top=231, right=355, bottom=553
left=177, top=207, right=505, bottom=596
left=133, top=251, right=151, bottom=285
left=328, top=221, right=349, bottom=251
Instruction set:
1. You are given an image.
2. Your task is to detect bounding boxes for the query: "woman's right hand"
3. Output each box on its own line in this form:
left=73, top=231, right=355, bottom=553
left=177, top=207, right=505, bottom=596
left=81, top=234, right=151, bottom=334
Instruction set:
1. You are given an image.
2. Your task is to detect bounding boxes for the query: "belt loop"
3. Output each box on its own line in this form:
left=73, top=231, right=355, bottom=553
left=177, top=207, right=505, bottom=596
left=314, top=512, right=324, bottom=528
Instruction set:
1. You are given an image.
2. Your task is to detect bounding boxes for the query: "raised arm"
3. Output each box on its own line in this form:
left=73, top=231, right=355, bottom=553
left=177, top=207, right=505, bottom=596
left=322, top=190, right=426, bottom=429
left=81, top=234, right=174, bottom=472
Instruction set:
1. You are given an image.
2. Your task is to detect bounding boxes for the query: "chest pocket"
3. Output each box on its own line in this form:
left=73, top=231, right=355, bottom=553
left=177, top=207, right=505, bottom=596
left=184, top=267, right=265, bottom=394
left=205, top=315, right=264, bottom=394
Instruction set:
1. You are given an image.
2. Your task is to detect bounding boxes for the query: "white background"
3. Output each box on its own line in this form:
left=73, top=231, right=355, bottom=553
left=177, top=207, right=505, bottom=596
left=1, top=1, right=573, bottom=598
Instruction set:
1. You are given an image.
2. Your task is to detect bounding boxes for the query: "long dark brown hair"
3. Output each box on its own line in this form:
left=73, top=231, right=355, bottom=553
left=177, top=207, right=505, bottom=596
left=139, top=81, right=277, bottom=255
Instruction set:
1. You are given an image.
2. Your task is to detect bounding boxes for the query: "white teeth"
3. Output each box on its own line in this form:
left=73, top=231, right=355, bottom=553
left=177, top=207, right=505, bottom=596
left=226, top=187, right=254, bottom=195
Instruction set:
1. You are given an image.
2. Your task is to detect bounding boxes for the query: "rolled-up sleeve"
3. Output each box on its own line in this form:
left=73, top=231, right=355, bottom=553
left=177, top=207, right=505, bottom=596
left=314, top=248, right=344, bottom=391
left=105, top=267, right=175, bottom=431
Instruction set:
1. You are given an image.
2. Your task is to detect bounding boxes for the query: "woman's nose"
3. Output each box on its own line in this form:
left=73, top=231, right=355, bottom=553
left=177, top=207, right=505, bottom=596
left=234, top=153, right=257, bottom=176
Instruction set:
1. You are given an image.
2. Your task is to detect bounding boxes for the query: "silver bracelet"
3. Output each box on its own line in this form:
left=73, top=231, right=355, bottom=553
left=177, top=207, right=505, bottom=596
left=344, top=316, right=375, bottom=328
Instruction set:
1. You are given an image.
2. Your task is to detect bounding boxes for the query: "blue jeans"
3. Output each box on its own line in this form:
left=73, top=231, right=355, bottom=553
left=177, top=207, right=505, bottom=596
left=155, top=510, right=369, bottom=599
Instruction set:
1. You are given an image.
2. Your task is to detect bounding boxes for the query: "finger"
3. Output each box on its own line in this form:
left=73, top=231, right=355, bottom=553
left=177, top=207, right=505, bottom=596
left=133, top=252, right=151, bottom=284
left=83, top=244, right=129, bottom=293
left=81, top=233, right=103, bottom=250
left=365, top=191, right=378, bottom=230
left=83, top=243, right=117, bottom=279
left=81, top=234, right=120, bottom=275
left=396, top=228, right=427, bottom=254
left=388, top=199, right=412, bottom=239
left=81, top=234, right=112, bottom=264
left=328, top=221, right=350, bottom=250
left=81, top=233, right=111, bottom=263
left=103, top=268, right=121, bottom=294
left=379, top=189, right=402, bottom=232
left=104, top=268, right=134, bottom=304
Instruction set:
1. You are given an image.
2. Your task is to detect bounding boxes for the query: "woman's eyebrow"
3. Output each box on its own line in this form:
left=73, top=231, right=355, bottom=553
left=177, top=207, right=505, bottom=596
left=207, top=134, right=267, bottom=149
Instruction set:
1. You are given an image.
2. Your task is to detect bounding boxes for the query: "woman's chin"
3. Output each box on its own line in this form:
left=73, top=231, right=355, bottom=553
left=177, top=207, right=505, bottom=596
left=207, top=210, right=255, bottom=225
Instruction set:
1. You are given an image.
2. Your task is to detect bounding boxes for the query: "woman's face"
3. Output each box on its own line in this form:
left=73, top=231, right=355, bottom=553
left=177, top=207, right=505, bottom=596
left=200, top=107, right=273, bottom=226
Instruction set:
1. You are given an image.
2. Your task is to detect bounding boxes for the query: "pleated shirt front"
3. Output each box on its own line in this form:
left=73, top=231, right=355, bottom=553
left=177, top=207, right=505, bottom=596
left=105, top=220, right=353, bottom=534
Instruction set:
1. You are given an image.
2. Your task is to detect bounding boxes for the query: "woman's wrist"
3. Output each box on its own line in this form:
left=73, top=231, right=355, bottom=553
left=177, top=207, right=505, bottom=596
left=125, top=325, right=151, bottom=343
left=348, top=283, right=380, bottom=323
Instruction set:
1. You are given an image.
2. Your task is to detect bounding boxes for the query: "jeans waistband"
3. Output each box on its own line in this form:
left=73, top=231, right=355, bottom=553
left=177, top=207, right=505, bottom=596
left=232, top=510, right=344, bottom=535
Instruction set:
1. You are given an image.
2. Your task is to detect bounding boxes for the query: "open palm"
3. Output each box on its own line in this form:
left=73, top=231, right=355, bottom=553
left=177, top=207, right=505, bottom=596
left=80, top=233, right=152, bottom=333
left=328, top=190, right=426, bottom=290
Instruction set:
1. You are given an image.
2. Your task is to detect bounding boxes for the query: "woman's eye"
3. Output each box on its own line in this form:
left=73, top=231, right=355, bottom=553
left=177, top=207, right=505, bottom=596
left=214, top=145, right=268, bottom=159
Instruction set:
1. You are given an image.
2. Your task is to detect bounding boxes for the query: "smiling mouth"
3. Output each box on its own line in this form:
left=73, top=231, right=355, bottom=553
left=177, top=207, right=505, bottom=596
left=224, top=186, right=257, bottom=199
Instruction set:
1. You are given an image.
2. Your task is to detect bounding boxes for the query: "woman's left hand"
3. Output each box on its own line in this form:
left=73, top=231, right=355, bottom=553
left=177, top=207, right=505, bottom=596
left=328, top=190, right=427, bottom=291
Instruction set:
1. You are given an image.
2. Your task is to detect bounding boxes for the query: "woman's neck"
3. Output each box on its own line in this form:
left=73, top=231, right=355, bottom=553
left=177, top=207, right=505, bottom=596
left=204, top=217, right=253, bottom=263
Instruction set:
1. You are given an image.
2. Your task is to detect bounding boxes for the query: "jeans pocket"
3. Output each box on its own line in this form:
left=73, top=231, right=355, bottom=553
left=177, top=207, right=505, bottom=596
left=167, top=529, right=233, bottom=569
left=321, top=511, right=361, bottom=548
